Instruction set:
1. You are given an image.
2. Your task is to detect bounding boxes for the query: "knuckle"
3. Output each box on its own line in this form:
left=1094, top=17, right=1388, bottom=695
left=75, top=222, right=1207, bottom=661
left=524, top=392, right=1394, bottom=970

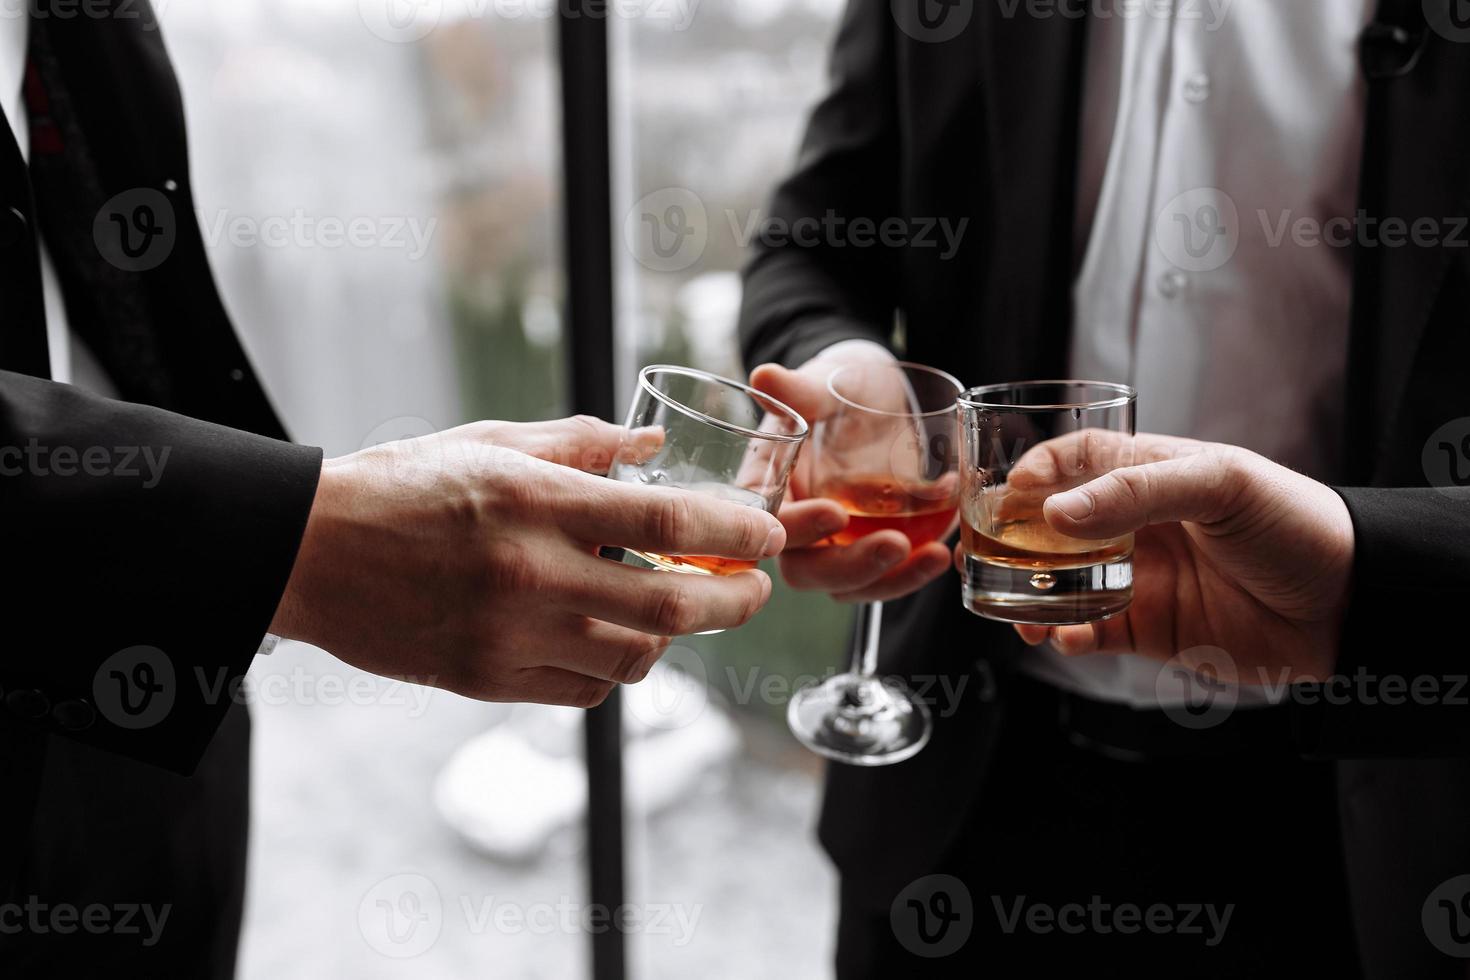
left=572, top=678, right=615, bottom=710
left=646, top=492, right=695, bottom=550
left=494, top=461, right=546, bottom=515
left=566, top=415, right=613, bottom=470
left=568, top=414, right=605, bottom=436
left=1111, top=466, right=1153, bottom=511
left=651, top=584, right=698, bottom=636
left=1217, top=445, right=1256, bottom=485
left=486, top=537, right=542, bottom=594
left=1212, top=445, right=1259, bottom=513
left=609, top=633, right=661, bottom=684
left=468, top=419, right=504, bottom=443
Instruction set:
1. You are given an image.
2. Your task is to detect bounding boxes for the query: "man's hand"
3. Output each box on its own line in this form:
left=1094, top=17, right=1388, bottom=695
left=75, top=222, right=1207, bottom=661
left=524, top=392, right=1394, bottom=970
left=749, top=341, right=954, bottom=603
left=268, top=416, right=784, bottom=707
left=995, top=433, right=1356, bottom=683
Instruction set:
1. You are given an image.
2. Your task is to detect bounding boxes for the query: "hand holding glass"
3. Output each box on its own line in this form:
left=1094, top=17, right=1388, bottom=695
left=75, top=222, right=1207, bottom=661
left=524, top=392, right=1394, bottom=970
left=608, top=366, right=808, bottom=629
left=958, top=382, right=1137, bottom=625
left=787, top=361, right=963, bottom=765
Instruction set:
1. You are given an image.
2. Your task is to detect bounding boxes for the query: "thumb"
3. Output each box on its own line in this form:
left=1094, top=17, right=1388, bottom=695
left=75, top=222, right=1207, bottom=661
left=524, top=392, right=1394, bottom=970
left=749, top=362, right=836, bottom=423
left=494, top=415, right=662, bottom=475
left=1042, top=446, right=1249, bottom=540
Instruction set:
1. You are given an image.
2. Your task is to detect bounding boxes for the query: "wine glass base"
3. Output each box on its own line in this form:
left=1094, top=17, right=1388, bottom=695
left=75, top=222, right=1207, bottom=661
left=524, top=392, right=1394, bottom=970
left=787, top=674, right=932, bottom=766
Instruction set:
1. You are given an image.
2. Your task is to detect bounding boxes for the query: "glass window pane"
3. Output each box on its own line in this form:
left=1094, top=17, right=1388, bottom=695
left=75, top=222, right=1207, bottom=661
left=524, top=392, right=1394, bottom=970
left=164, top=5, right=582, bottom=976
left=612, top=4, right=849, bottom=976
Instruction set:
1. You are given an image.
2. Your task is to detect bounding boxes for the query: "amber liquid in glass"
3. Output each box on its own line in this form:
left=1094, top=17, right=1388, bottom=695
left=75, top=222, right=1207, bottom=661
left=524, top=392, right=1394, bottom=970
left=819, top=475, right=957, bottom=548
left=634, top=483, right=768, bottom=576
left=962, top=499, right=1131, bottom=569
left=639, top=553, right=759, bottom=575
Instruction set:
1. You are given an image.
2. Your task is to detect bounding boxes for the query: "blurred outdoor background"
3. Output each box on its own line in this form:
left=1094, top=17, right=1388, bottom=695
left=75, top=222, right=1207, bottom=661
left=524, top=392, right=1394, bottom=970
left=157, top=0, right=853, bottom=976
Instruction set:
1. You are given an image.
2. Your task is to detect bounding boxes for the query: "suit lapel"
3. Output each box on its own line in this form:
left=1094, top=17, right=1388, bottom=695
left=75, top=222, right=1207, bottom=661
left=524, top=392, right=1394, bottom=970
left=0, top=87, right=51, bottom=379
left=1349, top=0, right=1470, bottom=482
left=972, top=0, right=1089, bottom=381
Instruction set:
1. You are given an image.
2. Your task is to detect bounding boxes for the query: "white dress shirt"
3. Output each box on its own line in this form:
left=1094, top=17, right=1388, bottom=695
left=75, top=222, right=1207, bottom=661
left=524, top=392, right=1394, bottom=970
left=1, top=13, right=116, bottom=396
left=1022, top=0, right=1376, bottom=707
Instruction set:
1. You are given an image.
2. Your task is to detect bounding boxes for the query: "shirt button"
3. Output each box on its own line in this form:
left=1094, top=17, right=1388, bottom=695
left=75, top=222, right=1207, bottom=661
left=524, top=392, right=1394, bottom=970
left=52, top=699, right=98, bottom=732
left=1157, top=271, right=1188, bottom=299
left=5, top=688, right=51, bottom=721
left=1183, top=73, right=1212, bottom=104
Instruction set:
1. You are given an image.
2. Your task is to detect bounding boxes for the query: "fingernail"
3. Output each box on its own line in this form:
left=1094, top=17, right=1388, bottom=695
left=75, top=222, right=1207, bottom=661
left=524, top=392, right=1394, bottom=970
left=758, top=571, right=773, bottom=603
left=819, top=512, right=847, bottom=535
left=1050, top=489, right=1095, bottom=521
left=763, top=524, right=786, bottom=558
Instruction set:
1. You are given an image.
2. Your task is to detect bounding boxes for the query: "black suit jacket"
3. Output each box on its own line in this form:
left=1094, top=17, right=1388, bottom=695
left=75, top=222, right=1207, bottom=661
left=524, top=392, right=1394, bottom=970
left=0, top=5, right=320, bottom=974
left=740, top=1, right=1470, bottom=975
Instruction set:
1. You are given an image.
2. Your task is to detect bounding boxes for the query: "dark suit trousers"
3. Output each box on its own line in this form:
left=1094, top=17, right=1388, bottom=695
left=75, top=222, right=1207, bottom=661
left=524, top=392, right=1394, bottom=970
left=836, top=683, right=1361, bottom=978
left=0, top=702, right=249, bottom=979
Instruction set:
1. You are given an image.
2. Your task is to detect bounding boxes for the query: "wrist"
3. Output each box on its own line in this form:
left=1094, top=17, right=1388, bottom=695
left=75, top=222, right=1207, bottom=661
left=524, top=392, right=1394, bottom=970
left=268, top=456, right=351, bottom=644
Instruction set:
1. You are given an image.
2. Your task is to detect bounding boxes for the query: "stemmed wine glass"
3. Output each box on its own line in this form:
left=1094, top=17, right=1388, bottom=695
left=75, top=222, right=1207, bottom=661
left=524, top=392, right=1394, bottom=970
left=787, top=361, right=963, bottom=765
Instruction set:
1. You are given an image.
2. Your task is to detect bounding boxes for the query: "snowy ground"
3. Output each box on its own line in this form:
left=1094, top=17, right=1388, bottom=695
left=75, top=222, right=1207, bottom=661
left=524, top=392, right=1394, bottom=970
left=237, top=641, right=837, bottom=980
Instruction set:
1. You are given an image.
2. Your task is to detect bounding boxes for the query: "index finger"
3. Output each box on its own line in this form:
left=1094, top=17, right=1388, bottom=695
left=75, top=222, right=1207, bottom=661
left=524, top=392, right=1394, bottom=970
left=749, top=363, right=839, bottom=423
left=565, top=479, right=786, bottom=560
left=1007, top=430, right=1204, bottom=492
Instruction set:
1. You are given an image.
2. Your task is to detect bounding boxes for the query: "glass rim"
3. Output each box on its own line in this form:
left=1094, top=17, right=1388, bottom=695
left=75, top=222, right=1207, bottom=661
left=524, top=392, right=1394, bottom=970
left=826, top=360, right=966, bottom=419
left=958, top=380, right=1137, bottom=412
left=636, top=364, right=810, bottom=443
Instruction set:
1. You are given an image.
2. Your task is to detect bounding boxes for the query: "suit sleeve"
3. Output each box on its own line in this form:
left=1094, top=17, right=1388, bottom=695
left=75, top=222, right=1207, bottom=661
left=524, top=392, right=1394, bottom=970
left=0, top=371, right=321, bottom=773
left=737, top=0, right=901, bottom=371
left=1293, top=485, right=1470, bottom=757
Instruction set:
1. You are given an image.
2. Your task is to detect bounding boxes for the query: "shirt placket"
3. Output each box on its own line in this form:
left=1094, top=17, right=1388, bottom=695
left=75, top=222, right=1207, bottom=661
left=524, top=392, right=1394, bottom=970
left=1133, top=4, right=1221, bottom=438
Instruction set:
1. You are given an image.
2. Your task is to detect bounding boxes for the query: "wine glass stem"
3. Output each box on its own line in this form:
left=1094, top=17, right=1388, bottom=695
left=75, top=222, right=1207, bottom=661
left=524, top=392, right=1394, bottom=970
left=841, top=601, right=884, bottom=708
